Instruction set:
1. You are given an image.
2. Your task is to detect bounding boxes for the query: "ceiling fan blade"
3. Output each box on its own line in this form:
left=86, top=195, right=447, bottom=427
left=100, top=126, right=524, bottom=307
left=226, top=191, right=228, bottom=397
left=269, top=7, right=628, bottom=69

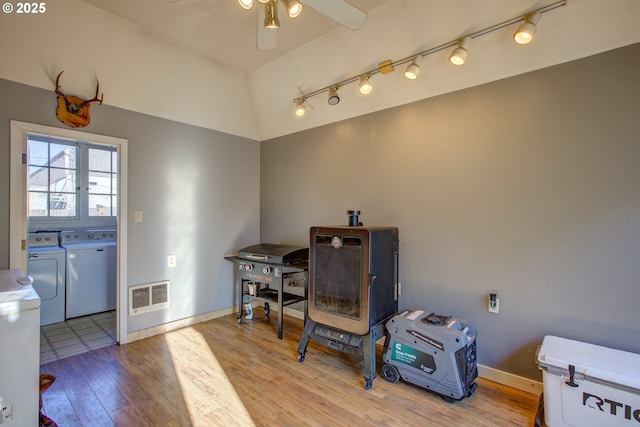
left=303, top=0, right=367, bottom=30
left=257, top=4, right=277, bottom=51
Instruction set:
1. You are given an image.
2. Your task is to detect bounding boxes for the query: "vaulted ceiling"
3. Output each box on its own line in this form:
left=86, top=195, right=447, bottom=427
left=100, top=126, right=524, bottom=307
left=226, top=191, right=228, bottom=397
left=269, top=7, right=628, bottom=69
left=81, top=0, right=393, bottom=73
left=1, top=0, right=639, bottom=140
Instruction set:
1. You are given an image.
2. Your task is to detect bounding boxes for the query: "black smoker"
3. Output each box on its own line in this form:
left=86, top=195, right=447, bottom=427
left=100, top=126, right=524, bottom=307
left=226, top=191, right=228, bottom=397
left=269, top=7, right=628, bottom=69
left=297, top=211, right=399, bottom=389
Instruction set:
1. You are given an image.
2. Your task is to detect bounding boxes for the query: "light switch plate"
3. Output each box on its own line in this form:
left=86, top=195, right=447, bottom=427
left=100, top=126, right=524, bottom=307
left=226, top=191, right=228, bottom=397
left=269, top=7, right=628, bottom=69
left=167, top=255, right=176, bottom=268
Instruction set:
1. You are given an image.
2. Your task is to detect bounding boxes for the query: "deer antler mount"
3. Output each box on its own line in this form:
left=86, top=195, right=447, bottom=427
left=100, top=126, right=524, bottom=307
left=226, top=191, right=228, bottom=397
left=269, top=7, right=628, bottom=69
left=54, top=71, right=104, bottom=128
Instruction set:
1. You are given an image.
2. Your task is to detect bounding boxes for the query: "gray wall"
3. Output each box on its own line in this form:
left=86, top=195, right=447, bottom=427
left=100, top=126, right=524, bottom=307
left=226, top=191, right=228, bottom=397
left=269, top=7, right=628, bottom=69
left=260, top=43, right=640, bottom=380
left=2, top=43, right=638, bottom=381
left=0, top=77, right=260, bottom=333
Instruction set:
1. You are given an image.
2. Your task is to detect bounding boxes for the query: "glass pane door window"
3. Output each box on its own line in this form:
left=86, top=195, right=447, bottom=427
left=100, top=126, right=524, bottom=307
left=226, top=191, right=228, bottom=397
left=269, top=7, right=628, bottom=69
left=28, top=140, right=77, bottom=217
left=88, top=148, right=118, bottom=216
left=312, top=235, right=363, bottom=319
left=27, top=135, right=118, bottom=225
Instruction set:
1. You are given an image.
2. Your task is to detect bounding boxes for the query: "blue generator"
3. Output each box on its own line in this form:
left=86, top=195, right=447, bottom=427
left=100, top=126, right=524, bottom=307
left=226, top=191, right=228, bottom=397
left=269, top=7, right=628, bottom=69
left=382, top=309, right=478, bottom=401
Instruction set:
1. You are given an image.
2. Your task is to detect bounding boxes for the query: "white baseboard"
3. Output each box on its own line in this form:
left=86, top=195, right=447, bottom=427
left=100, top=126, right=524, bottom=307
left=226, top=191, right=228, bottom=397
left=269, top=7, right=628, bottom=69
left=477, top=364, right=542, bottom=395
left=127, top=307, right=542, bottom=395
left=244, top=300, right=306, bottom=320
left=126, top=306, right=236, bottom=342
left=125, top=302, right=302, bottom=343
left=282, top=306, right=305, bottom=320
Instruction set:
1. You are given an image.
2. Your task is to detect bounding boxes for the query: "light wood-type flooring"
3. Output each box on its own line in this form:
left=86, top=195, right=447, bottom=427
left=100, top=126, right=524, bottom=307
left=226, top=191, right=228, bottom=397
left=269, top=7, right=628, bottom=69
left=40, top=312, right=541, bottom=426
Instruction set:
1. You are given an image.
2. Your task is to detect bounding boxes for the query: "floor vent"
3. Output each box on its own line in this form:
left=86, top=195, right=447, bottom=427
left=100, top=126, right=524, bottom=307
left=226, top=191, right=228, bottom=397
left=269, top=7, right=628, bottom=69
left=129, top=281, right=170, bottom=315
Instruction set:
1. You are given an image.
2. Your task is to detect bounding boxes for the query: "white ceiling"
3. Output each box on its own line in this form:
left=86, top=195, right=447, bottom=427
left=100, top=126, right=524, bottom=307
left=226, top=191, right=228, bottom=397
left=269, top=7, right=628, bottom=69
left=1, top=0, right=638, bottom=140
left=81, top=0, right=393, bottom=73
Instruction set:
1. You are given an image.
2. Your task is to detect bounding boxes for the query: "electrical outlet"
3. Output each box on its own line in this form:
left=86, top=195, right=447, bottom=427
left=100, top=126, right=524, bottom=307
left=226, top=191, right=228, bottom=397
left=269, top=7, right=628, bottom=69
left=167, top=255, right=176, bottom=268
left=1, top=402, right=15, bottom=422
left=488, top=295, right=500, bottom=314
left=135, top=210, right=143, bottom=222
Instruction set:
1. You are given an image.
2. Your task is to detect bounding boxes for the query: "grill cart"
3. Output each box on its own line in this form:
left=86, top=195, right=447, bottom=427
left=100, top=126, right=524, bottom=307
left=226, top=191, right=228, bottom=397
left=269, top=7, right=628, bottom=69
left=225, top=243, right=308, bottom=339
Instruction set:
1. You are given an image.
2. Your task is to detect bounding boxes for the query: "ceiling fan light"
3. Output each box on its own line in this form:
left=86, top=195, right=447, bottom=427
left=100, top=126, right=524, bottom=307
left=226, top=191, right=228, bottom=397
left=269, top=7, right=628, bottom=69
left=328, top=86, right=340, bottom=105
left=281, top=0, right=303, bottom=18
left=449, top=36, right=471, bottom=66
left=358, top=75, right=372, bottom=95
left=238, top=0, right=254, bottom=10
left=404, top=55, right=423, bottom=80
left=295, top=98, right=306, bottom=117
left=514, top=12, right=541, bottom=45
left=264, top=0, right=280, bottom=28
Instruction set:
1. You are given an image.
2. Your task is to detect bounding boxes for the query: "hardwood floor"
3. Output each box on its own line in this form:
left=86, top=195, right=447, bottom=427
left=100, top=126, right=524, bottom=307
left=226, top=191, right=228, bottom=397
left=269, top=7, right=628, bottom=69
left=40, top=312, right=541, bottom=426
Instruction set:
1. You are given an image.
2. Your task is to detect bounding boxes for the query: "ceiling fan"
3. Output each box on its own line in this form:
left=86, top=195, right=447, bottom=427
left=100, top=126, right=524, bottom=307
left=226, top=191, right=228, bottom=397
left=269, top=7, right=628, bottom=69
left=237, top=0, right=367, bottom=51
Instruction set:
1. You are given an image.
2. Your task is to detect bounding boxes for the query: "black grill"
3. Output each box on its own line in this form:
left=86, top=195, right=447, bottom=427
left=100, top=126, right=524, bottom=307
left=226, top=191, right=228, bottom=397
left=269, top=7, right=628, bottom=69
left=237, top=243, right=308, bottom=265
left=226, top=243, right=309, bottom=339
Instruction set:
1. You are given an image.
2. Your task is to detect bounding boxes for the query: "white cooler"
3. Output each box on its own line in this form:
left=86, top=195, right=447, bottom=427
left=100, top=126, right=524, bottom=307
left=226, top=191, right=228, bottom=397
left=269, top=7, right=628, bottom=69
left=536, top=335, right=640, bottom=427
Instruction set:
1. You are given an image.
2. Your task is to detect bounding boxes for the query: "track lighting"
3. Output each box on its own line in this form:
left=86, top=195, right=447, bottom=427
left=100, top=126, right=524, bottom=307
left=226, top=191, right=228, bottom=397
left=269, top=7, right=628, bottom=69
left=295, top=98, right=306, bottom=116
left=291, top=1, right=566, bottom=117
left=449, top=36, right=471, bottom=66
left=328, top=86, right=340, bottom=105
left=281, top=0, right=303, bottom=18
left=514, top=12, right=541, bottom=45
left=404, top=55, right=423, bottom=80
left=358, top=75, right=372, bottom=95
left=264, top=0, right=280, bottom=29
left=238, top=0, right=254, bottom=10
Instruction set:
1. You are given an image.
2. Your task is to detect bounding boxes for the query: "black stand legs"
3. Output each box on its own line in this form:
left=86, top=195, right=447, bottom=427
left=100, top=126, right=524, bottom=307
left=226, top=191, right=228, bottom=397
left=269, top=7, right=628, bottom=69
left=296, top=317, right=388, bottom=390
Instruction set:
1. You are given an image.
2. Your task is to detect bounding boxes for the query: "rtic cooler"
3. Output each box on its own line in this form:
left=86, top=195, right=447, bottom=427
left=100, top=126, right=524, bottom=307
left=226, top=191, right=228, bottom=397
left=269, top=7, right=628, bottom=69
left=536, top=335, right=640, bottom=427
left=382, top=309, right=478, bottom=401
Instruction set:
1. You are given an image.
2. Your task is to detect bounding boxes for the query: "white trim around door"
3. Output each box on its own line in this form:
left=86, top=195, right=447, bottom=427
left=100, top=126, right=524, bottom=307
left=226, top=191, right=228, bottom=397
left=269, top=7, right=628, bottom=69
left=10, top=121, right=129, bottom=345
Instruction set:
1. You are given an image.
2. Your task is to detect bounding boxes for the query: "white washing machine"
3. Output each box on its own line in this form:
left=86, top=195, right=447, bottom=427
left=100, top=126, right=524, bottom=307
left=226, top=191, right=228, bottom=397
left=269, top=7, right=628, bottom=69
left=27, top=232, right=66, bottom=326
left=60, top=229, right=117, bottom=319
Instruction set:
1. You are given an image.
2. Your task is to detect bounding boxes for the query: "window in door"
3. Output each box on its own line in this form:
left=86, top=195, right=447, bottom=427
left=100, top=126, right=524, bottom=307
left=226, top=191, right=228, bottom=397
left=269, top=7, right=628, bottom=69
left=27, top=134, right=117, bottom=228
left=88, top=147, right=118, bottom=217
left=28, top=139, right=77, bottom=217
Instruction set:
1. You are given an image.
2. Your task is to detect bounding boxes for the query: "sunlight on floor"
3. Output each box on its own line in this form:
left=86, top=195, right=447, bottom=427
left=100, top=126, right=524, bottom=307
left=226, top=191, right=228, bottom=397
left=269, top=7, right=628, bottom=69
left=165, top=327, right=255, bottom=426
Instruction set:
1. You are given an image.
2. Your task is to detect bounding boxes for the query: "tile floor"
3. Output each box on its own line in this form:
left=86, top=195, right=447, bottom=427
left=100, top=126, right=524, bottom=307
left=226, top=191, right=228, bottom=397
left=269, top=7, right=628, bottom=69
left=40, top=311, right=116, bottom=364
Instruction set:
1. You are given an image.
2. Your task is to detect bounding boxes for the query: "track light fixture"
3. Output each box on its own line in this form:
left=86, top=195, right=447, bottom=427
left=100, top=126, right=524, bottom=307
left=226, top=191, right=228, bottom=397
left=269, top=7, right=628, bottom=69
left=238, top=0, right=254, bottom=10
left=358, top=74, right=372, bottom=95
left=292, top=0, right=565, bottom=117
left=404, top=55, right=423, bottom=80
left=514, top=12, right=541, bottom=45
left=264, top=0, right=280, bottom=29
left=294, top=97, right=306, bottom=116
left=281, top=0, right=303, bottom=18
left=328, top=85, right=340, bottom=105
left=449, top=37, right=471, bottom=66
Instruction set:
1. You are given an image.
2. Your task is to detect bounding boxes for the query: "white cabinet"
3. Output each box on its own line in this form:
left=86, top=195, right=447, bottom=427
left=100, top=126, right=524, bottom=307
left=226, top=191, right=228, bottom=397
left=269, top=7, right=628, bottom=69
left=0, top=269, right=40, bottom=425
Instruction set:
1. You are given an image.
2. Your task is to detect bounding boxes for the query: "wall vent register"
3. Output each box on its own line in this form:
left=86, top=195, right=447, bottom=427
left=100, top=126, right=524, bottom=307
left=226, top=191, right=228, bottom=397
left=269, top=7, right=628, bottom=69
left=129, top=281, right=170, bottom=315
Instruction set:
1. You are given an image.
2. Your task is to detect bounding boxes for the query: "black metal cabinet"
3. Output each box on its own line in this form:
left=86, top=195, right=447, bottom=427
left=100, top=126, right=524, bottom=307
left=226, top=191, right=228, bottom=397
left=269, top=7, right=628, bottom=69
left=297, top=225, right=399, bottom=390
left=307, top=226, right=399, bottom=335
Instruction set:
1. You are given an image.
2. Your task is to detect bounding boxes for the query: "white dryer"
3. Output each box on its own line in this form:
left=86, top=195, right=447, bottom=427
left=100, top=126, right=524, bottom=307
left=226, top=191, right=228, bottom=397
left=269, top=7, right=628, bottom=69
left=27, top=232, right=66, bottom=325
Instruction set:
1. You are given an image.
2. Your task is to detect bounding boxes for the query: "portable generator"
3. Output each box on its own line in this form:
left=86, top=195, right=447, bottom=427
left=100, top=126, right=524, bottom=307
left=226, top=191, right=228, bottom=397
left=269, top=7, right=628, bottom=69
left=382, top=309, right=478, bottom=401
